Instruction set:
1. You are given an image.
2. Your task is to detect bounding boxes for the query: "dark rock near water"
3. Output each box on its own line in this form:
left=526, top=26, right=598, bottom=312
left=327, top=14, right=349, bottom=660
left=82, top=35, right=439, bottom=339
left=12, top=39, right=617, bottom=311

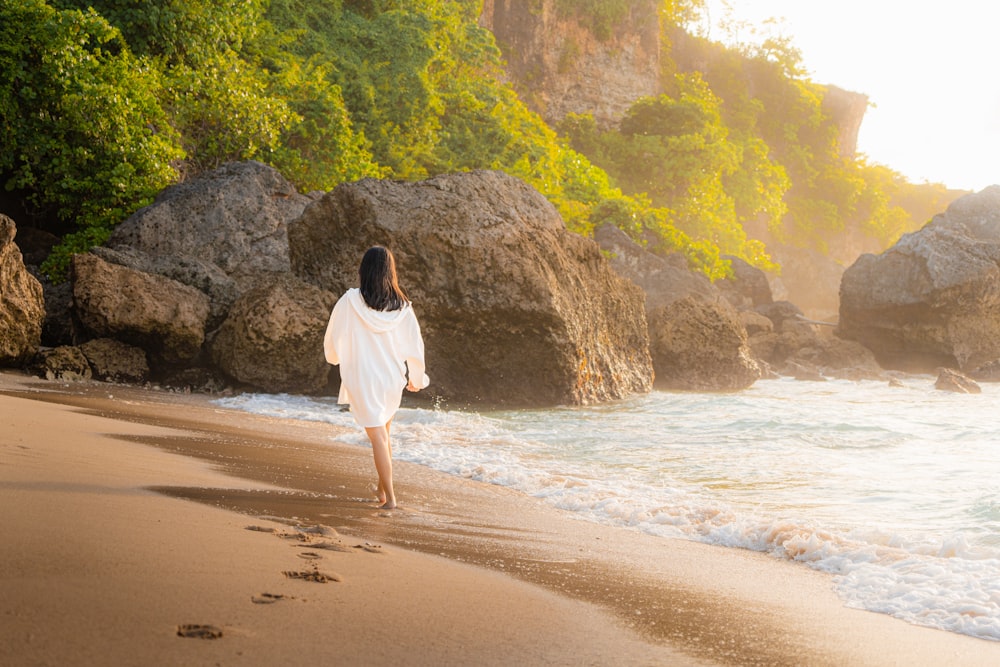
left=0, top=214, right=45, bottom=365
left=33, top=345, right=91, bottom=381
left=935, top=368, right=981, bottom=394
left=595, top=224, right=760, bottom=391
left=783, top=333, right=884, bottom=382
left=72, top=253, right=210, bottom=368
left=290, top=170, right=652, bottom=407
left=211, top=275, right=334, bottom=393
left=79, top=338, right=149, bottom=384
left=839, top=186, right=1000, bottom=373
left=159, top=367, right=230, bottom=394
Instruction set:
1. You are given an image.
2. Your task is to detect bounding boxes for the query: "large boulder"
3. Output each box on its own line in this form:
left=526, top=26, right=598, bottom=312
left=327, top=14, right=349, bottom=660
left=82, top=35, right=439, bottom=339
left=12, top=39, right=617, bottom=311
left=594, top=224, right=760, bottom=391
left=839, top=186, right=1000, bottom=372
left=717, top=255, right=773, bottom=311
left=33, top=345, right=91, bottom=382
left=210, top=275, right=334, bottom=393
left=0, top=214, right=45, bottom=364
left=935, top=368, right=981, bottom=394
left=106, top=161, right=313, bottom=287
left=289, top=170, right=652, bottom=407
left=79, top=338, right=149, bottom=384
left=648, top=296, right=761, bottom=391
left=72, top=253, right=210, bottom=367
left=91, top=246, right=238, bottom=331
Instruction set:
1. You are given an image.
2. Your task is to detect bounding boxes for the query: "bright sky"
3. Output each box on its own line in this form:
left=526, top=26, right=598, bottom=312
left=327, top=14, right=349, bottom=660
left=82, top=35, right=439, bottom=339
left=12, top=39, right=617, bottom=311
left=701, top=1, right=1000, bottom=192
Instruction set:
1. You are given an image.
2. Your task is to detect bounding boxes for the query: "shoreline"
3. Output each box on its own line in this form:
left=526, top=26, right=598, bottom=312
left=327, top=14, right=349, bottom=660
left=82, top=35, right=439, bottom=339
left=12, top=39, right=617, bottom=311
left=2, top=370, right=998, bottom=666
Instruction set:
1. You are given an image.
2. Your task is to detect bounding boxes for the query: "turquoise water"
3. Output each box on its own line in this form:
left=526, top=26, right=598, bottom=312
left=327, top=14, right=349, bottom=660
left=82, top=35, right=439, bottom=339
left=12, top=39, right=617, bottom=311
left=216, top=376, right=1000, bottom=641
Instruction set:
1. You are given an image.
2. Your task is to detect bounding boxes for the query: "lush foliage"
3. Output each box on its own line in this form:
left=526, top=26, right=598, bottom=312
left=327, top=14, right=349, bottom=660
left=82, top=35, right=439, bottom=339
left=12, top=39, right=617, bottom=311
left=658, top=10, right=954, bottom=260
left=0, top=0, right=959, bottom=283
left=560, top=73, right=783, bottom=269
left=0, top=0, right=182, bottom=279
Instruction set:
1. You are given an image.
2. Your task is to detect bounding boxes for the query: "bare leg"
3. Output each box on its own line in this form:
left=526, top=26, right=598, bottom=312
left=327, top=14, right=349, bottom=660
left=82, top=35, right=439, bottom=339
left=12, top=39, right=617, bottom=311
left=365, top=422, right=396, bottom=509
left=374, top=420, right=394, bottom=505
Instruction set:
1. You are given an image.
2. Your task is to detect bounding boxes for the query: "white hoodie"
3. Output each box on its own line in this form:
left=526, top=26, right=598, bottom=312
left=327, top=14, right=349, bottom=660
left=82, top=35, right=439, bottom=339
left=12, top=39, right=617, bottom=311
left=324, top=288, right=429, bottom=427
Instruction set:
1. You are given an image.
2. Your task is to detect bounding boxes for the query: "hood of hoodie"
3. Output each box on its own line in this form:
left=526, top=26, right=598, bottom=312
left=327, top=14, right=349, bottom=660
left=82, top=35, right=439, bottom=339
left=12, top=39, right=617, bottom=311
left=345, top=288, right=411, bottom=333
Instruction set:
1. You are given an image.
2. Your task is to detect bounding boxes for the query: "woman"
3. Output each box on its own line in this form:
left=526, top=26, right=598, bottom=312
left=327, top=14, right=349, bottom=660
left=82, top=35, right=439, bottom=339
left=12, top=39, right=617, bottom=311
left=323, top=246, right=429, bottom=509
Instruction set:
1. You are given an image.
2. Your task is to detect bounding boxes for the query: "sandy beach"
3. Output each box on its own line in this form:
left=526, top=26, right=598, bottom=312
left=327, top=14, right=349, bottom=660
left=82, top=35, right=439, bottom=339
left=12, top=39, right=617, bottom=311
left=2, top=369, right=998, bottom=666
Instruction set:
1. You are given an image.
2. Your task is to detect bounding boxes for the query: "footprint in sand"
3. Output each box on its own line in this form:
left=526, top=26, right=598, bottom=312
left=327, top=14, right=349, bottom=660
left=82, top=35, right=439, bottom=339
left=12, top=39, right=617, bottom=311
left=297, top=551, right=322, bottom=560
left=177, top=624, right=223, bottom=639
left=282, top=570, right=342, bottom=583
left=303, top=541, right=353, bottom=553
left=353, top=542, right=384, bottom=554
left=245, top=525, right=276, bottom=533
left=251, top=593, right=290, bottom=604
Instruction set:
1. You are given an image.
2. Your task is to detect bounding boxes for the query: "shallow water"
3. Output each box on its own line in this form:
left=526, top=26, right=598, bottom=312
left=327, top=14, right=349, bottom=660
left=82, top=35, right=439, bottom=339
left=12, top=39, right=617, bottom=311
left=216, top=376, right=1000, bottom=641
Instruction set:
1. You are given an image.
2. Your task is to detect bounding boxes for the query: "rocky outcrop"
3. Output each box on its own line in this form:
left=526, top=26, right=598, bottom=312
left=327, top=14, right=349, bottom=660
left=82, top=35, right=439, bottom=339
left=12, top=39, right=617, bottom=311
left=106, top=161, right=313, bottom=286
left=935, top=368, right=981, bottom=394
left=595, top=224, right=761, bottom=391
left=839, top=186, right=1000, bottom=373
left=822, top=86, right=869, bottom=158
left=79, top=338, right=149, bottom=384
left=33, top=346, right=91, bottom=382
left=480, top=0, right=659, bottom=128
left=717, top=255, right=773, bottom=311
left=0, top=214, right=45, bottom=365
left=92, top=246, right=238, bottom=331
left=749, top=301, right=883, bottom=381
left=648, top=296, right=761, bottom=391
left=35, top=161, right=322, bottom=388
left=290, top=170, right=652, bottom=407
left=211, top=275, right=335, bottom=393
left=72, top=253, right=210, bottom=368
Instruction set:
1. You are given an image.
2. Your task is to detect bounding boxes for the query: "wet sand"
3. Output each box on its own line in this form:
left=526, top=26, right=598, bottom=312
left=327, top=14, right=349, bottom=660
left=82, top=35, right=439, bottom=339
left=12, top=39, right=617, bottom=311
left=1, top=369, right=997, bottom=666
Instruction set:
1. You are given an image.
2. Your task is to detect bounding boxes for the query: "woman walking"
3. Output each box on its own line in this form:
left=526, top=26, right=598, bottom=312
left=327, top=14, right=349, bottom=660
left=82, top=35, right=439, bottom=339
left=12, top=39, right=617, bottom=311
left=323, top=246, right=429, bottom=509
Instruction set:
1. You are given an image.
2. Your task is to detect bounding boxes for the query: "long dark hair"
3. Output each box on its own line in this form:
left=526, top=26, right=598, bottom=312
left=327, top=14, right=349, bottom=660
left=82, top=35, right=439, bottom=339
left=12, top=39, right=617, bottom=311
left=359, top=245, right=409, bottom=311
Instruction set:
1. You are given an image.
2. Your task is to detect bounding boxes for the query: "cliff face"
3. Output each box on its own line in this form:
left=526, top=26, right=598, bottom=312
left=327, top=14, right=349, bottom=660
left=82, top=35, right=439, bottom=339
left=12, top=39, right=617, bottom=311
left=482, top=5, right=868, bottom=156
left=822, top=85, right=869, bottom=158
left=479, top=0, right=660, bottom=129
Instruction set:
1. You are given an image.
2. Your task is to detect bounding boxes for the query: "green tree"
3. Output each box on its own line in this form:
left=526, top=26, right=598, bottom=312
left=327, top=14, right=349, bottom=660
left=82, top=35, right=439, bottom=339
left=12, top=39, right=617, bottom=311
left=52, top=0, right=268, bottom=65
left=57, top=0, right=297, bottom=178
left=561, top=74, right=782, bottom=270
left=0, top=0, right=182, bottom=280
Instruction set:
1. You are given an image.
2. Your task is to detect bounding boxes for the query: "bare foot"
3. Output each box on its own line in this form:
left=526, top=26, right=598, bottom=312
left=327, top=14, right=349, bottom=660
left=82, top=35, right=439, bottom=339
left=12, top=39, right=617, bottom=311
left=369, top=482, right=387, bottom=505
left=378, top=501, right=397, bottom=510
